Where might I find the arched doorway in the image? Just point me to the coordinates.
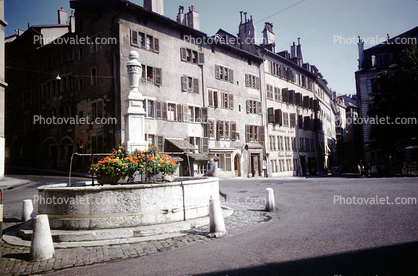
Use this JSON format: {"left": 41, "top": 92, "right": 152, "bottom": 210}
{"left": 234, "top": 154, "right": 241, "bottom": 177}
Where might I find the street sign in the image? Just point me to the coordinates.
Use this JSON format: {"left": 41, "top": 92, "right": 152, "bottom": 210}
{"left": 78, "top": 139, "right": 84, "bottom": 146}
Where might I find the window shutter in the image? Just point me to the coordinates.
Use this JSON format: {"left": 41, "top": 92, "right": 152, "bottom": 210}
{"left": 201, "top": 107, "right": 208, "bottom": 123}
{"left": 245, "top": 74, "right": 250, "bottom": 87}
{"left": 215, "top": 65, "right": 220, "bottom": 80}
{"left": 268, "top": 107, "right": 274, "bottom": 123}
{"left": 196, "top": 107, "right": 201, "bottom": 122}
{"left": 229, "top": 94, "right": 234, "bottom": 110}
{"left": 181, "top": 48, "right": 187, "bottom": 61}
{"left": 304, "top": 116, "right": 311, "bottom": 130}
{"left": 131, "top": 30, "right": 138, "bottom": 46}
{"left": 314, "top": 99, "right": 320, "bottom": 111}
{"left": 245, "top": 125, "right": 250, "bottom": 142}
{"left": 290, "top": 113, "right": 296, "bottom": 127}
{"left": 282, "top": 88, "right": 289, "bottom": 102}
{"left": 229, "top": 69, "right": 234, "bottom": 83}
{"left": 156, "top": 102, "right": 162, "bottom": 119}
{"left": 295, "top": 93, "right": 301, "bottom": 106}
{"left": 193, "top": 78, "right": 199, "bottom": 93}
{"left": 213, "top": 91, "right": 218, "bottom": 108}
{"left": 289, "top": 90, "right": 295, "bottom": 104}
{"left": 309, "top": 98, "right": 313, "bottom": 110}
{"left": 157, "top": 135, "right": 164, "bottom": 151}
{"left": 154, "top": 38, "right": 159, "bottom": 53}
{"left": 154, "top": 68, "right": 162, "bottom": 86}
{"left": 182, "top": 105, "right": 188, "bottom": 122}
{"left": 181, "top": 75, "right": 188, "bottom": 92}
{"left": 177, "top": 104, "right": 182, "bottom": 122}
{"left": 231, "top": 122, "right": 236, "bottom": 141}
{"left": 162, "top": 102, "right": 167, "bottom": 120}
{"left": 198, "top": 52, "right": 205, "bottom": 65}
{"left": 275, "top": 109, "right": 282, "bottom": 126}
{"left": 298, "top": 115, "right": 303, "bottom": 128}
{"left": 208, "top": 90, "right": 213, "bottom": 107}
{"left": 256, "top": 77, "right": 260, "bottom": 90}
{"left": 257, "top": 101, "right": 262, "bottom": 115}
{"left": 303, "top": 96, "right": 309, "bottom": 108}
{"left": 202, "top": 137, "right": 208, "bottom": 153}
{"left": 246, "top": 100, "right": 250, "bottom": 114}
{"left": 216, "top": 121, "right": 221, "bottom": 140}
{"left": 258, "top": 126, "right": 265, "bottom": 143}
{"left": 203, "top": 123, "right": 209, "bottom": 137}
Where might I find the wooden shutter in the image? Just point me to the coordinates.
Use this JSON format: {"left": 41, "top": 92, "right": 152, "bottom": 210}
{"left": 203, "top": 123, "right": 209, "bottom": 137}
{"left": 256, "top": 77, "right": 260, "bottom": 90}
{"left": 154, "top": 38, "right": 159, "bottom": 53}
{"left": 213, "top": 91, "right": 218, "bottom": 108}
{"left": 275, "top": 109, "right": 282, "bottom": 126}
{"left": 229, "top": 94, "right": 234, "bottom": 110}
{"left": 131, "top": 30, "right": 138, "bottom": 46}
{"left": 229, "top": 69, "right": 234, "bottom": 83}
{"left": 156, "top": 102, "right": 162, "bottom": 119}
{"left": 258, "top": 126, "right": 265, "bottom": 143}
{"left": 231, "top": 122, "right": 236, "bottom": 141}
{"left": 177, "top": 104, "right": 182, "bottom": 122}
{"left": 193, "top": 78, "right": 199, "bottom": 93}
{"left": 246, "top": 100, "right": 250, "bottom": 114}
{"left": 157, "top": 136, "right": 164, "bottom": 151}
{"left": 289, "top": 90, "right": 295, "bottom": 104}
{"left": 182, "top": 105, "right": 188, "bottom": 122}
{"left": 257, "top": 101, "right": 262, "bottom": 115}
{"left": 181, "top": 48, "right": 187, "bottom": 61}
{"left": 215, "top": 65, "right": 220, "bottom": 80}
{"left": 290, "top": 113, "right": 296, "bottom": 127}
{"left": 314, "top": 99, "right": 320, "bottom": 111}
{"left": 181, "top": 75, "right": 188, "bottom": 92}
{"left": 309, "top": 98, "right": 313, "bottom": 110}
{"left": 303, "top": 96, "right": 309, "bottom": 108}
{"left": 198, "top": 52, "right": 204, "bottom": 65}
{"left": 201, "top": 107, "right": 208, "bottom": 123}
{"left": 304, "top": 116, "right": 310, "bottom": 129}
{"left": 295, "top": 93, "right": 301, "bottom": 106}
{"left": 268, "top": 107, "right": 274, "bottom": 123}
{"left": 195, "top": 107, "right": 201, "bottom": 122}
{"left": 154, "top": 68, "right": 162, "bottom": 86}
{"left": 282, "top": 88, "right": 289, "bottom": 103}
{"left": 162, "top": 102, "right": 167, "bottom": 120}
{"left": 245, "top": 125, "right": 251, "bottom": 142}
{"left": 208, "top": 90, "right": 213, "bottom": 107}
{"left": 245, "top": 74, "right": 250, "bottom": 87}
{"left": 216, "top": 121, "right": 221, "bottom": 140}
{"left": 298, "top": 115, "right": 303, "bottom": 128}
{"left": 202, "top": 137, "right": 209, "bottom": 152}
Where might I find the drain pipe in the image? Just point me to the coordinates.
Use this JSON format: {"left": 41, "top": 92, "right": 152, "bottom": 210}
{"left": 181, "top": 181, "right": 186, "bottom": 221}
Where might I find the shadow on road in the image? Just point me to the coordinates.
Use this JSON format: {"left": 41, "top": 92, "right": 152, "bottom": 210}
{"left": 195, "top": 241, "right": 418, "bottom": 276}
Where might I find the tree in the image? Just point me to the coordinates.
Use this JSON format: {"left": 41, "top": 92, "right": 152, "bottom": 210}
{"left": 368, "top": 45, "right": 418, "bottom": 151}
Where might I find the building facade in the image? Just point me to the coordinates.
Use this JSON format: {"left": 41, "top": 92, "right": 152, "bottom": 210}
{"left": 5, "top": 0, "right": 337, "bottom": 177}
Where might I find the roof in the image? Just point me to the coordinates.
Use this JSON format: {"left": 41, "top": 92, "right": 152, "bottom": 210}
{"left": 165, "top": 138, "right": 196, "bottom": 151}
{"left": 187, "top": 153, "right": 212, "bottom": 161}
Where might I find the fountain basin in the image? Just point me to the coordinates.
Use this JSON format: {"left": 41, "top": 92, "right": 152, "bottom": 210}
{"left": 37, "top": 177, "right": 220, "bottom": 230}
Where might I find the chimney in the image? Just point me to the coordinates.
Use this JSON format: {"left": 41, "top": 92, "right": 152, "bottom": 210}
{"left": 70, "top": 10, "right": 76, "bottom": 33}
{"left": 357, "top": 36, "right": 364, "bottom": 69}
{"left": 262, "top": 22, "right": 275, "bottom": 50}
{"left": 371, "top": 55, "right": 376, "bottom": 67}
{"left": 58, "top": 7, "right": 67, "bottom": 24}
{"left": 296, "top": 37, "right": 303, "bottom": 64}
{"left": 238, "top": 12, "right": 256, "bottom": 52}
{"left": 144, "top": 0, "right": 164, "bottom": 15}
{"left": 186, "top": 5, "right": 199, "bottom": 30}
{"left": 290, "top": 41, "right": 297, "bottom": 59}
{"left": 177, "top": 6, "right": 186, "bottom": 25}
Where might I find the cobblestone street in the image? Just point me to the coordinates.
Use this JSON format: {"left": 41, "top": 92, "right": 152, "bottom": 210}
{"left": 0, "top": 201, "right": 270, "bottom": 275}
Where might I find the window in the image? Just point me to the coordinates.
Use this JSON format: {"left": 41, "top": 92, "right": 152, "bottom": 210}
{"left": 208, "top": 90, "right": 218, "bottom": 108}
{"left": 146, "top": 100, "right": 154, "bottom": 118}
{"left": 289, "top": 113, "right": 296, "bottom": 127}
{"left": 300, "top": 138, "right": 304, "bottom": 151}
{"left": 209, "top": 120, "right": 215, "bottom": 139}
{"left": 216, "top": 121, "right": 232, "bottom": 140}
{"left": 90, "top": 67, "right": 97, "bottom": 86}
{"left": 266, "top": 84, "right": 273, "bottom": 99}
{"left": 188, "top": 106, "right": 194, "bottom": 122}
{"left": 245, "top": 125, "right": 265, "bottom": 143}
{"left": 220, "top": 92, "right": 234, "bottom": 110}
{"left": 182, "top": 75, "right": 199, "bottom": 93}
{"left": 215, "top": 65, "right": 233, "bottom": 82}
{"left": 274, "top": 87, "right": 280, "bottom": 101}
{"left": 271, "top": 160, "right": 277, "bottom": 173}
{"left": 215, "top": 153, "right": 232, "bottom": 172}
{"left": 245, "top": 74, "right": 260, "bottom": 89}
{"left": 246, "top": 100, "right": 262, "bottom": 114}
{"left": 90, "top": 34, "right": 102, "bottom": 53}
{"left": 283, "top": 112, "right": 289, "bottom": 127}
{"left": 181, "top": 47, "right": 204, "bottom": 65}
{"left": 131, "top": 30, "right": 159, "bottom": 53}
{"left": 167, "top": 103, "right": 176, "bottom": 121}
{"left": 141, "top": 65, "right": 162, "bottom": 86}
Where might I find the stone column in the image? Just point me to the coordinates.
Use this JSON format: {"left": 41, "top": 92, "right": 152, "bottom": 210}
{"left": 123, "top": 51, "right": 147, "bottom": 153}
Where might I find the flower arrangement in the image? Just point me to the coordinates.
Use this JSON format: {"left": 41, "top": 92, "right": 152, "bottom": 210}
{"left": 90, "top": 145, "right": 178, "bottom": 184}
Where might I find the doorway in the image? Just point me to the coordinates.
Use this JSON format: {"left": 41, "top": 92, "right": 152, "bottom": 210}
{"left": 251, "top": 154, "right": 260, "bottom": 177}
{"left": 234, "top": 154, "right": 241, "bottom": 177}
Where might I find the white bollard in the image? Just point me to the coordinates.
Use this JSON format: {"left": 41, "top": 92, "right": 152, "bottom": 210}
{"left": 208, "top": 198, "right": 227, "bottom": 238}
{"left": 30, "top": 214, "right": 55, "bottom": 261}
{"left": 265, "top": 188, "right": 276, "bottom": 212}
{"left": 22, "top": 199, "right": 35, "bottom": 222}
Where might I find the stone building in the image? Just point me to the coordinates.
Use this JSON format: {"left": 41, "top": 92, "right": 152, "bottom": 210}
{"left": 5, "top": 0, "right": 336, "bottom": 177}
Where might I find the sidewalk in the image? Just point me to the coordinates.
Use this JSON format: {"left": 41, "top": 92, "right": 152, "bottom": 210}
{"left": 0, "top": 177, "right": 30, "bottom": 191}
{"left": 0, "top": 200, "right": 272, "bottom": 275}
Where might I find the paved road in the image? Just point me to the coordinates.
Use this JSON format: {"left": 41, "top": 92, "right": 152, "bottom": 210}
{"left": 2, "top": 176, "right": 418, "bottom": 275}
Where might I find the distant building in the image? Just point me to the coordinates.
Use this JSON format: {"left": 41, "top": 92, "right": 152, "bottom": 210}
{"left": 5, "top": 0, "right": 336, "bottom": 177}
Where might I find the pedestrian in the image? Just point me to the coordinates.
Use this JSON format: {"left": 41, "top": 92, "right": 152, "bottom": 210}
{"left": 357, "top": 164, "right": 361, "bottom": 175}
{"left": 361, "top": 165, "right": 365, "bottom": 178}
{"left": 204, "top": 155, "right": 227, "bottom": 201}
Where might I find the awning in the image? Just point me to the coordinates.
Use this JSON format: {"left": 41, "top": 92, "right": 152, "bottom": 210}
{"left": 165, "top": 138, "right": 196, "bottom": 152}
{"left": 187, "top": 153, "right": 218, "bottom": 161}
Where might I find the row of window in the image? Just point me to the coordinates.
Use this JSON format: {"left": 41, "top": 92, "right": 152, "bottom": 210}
{"left": 267, "top": 108, "right": 296, "bottom": 127}
{"left": 142, "top": 99, "right": 208, "bottom": 123}
{"left": 43, "top": 48, "right": 74, "bottom": 71}
{"left": 181, "top": 47, "right": 204, "bottom": 65}
{"left": 269, "top": 136, "right": 295, "bottom": 151}
{"left": 266, "top": 87, "right": 319, "bottom": 111}
{"left": 130, "top": 30, "right": 159, "bottom": 53}
{"left": 268, "top": 60, "right": 313, "bottom": 90}
{"left": 271, "top": 159, "right": 296, "bottom": 173}
{"left": 208, "top": 90, "right": 234, "bottom": 109}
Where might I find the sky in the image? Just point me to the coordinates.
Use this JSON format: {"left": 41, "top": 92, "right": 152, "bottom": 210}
{"left": 4, "top": 0, "right": 418, "bottom": 96}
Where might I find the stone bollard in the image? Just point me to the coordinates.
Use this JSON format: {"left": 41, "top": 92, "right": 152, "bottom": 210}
{"left": 208, "top": 198, "right": 227, "bottom": 238}
{"left": 265, "top": 188, "right": 276, "bottom": 212}
{"left": 22, "top": 199, "right": 35, "bottom": 222}
{"left": 30, "top": 214, "right": 55, "bottom": 261}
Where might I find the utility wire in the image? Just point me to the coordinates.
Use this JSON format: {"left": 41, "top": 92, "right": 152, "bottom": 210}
{"left": 256, "top": 0, "right": 307, "bottom": 24}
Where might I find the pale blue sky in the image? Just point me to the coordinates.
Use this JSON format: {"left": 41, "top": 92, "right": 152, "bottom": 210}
{"left": 5, "top": 0, "right": 418, "bottom": 96}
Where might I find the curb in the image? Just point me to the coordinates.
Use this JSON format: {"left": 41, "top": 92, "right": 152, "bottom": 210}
{"left": 0, "top": 176, "right": 30, "bottom": 190}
